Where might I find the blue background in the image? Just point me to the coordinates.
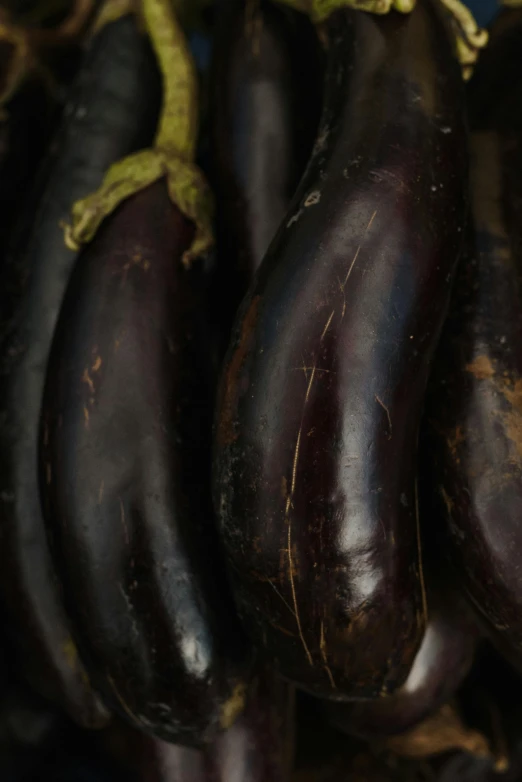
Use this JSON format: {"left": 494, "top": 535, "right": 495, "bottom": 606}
{"left": 469, "top": 0, "right": 498, "bottom": 26}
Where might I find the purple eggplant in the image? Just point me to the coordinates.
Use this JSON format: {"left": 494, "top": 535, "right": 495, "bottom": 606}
{"left": 0, "top": 11, "right": 160, "bottom": 727}
{"left": 323, "top": 588, "right": 477, "bottom": 739}
{"left": 40, "top": 177, "right": 250, "bottom": 745}
{"left": 213, "top": 0, "right": 467, "bottom": 699}
{"left": 425, "top": 8, "right": 522, "bottom": 664}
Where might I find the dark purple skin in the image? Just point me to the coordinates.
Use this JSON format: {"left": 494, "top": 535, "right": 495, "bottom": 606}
{"left": 0, "top": 76, "right": 55, "bottom": 253}
{"left": 210, "top": 0, "right": 322, "bottom": 317}
{"left": 124, "top": 665, "right": 294, "bottom": 782}
{"left": 213, "top": 0, "right": 467, "bottom": 699}
{"left": 425, "top": 10, "right": 522, "bottom": 664}
{"left": 40, "top": 179, "right": 251, "bottom": 746}
{"left": 323, "top": 589, "right": 477, "bottom": 739}
{"left": 0, "top": 15, "right": 160, "bottom": 728}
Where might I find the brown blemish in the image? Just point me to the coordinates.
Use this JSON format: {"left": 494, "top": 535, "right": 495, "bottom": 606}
{"left": 220, "top": 682, "right": 246, "bottom": 730}
{"left": 447, "top": 425, "right": 465, "bottom": 460}
{"left": 466, "top": 354, "right": 495, "bottom": 380}
{"left": 217, "top": 295, "right": 260, "bottom": 447}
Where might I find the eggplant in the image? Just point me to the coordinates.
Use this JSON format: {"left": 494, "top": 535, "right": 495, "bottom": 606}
{"left": 0, "top": 12, "right": 161, "bottom": 727}
{"left": 40, "top": 175, "right": 250, "bottom": 745}
{"left": 210, "top": 0, "right": 322, "bottom": 324}
{"left": 108, "top": 664, "right": 294, "bottom": 782}
{"left": 323, "top": 588, "right": 477, "bottom": 739}
{"left": 425, "top": 10, "right": 522, "bottom": 663}
{"left": 213, "top": 0, "right": 467, "bottom": 699}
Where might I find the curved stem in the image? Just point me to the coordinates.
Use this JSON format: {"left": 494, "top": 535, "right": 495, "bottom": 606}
{"left": 64, "top": 0, "right": 213, "bottom": 265}
{"left": 142, "top": 0, "right": 198, "bottom": 162}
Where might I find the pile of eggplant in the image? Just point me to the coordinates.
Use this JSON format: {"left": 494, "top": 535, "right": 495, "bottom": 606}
{"left": 3, "top": 0, "right": 522, "bottom": 779}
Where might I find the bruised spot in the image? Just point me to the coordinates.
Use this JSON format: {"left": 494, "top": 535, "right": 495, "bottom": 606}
{"left": 220, "top": 682, "right": 246, "bottom": 730}
{"left": 466, "top": 355, "right": 495, "bottom": 380}
{"left": 217, "top": 296, "right": 260, "bottom": 447}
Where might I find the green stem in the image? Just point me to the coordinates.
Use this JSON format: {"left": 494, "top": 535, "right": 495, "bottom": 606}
{"left": 143, "top": 0, "right": 198, "bottom": 161}
{"left": 64, "top": 0, "right": 214, "bottom": 266}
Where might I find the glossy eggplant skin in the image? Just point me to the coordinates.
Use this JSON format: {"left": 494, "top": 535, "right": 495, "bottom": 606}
{"left": 425, "top": 12, "right": 522, "bottom": 662}
{"left": 0, "top": 15, "right": 160, "bottom": 727}
{"left": 213, "top": 0, "right": 467, "bottom": 699}
{"left": 323, "top": 588, "right": 477, "bottom": 739}
{"left": 210, "top": 0, "right": 322, "bottom": 313}
{"left": 40, "top": 179, "right": 250, "bottom": 746}
{"left": 119, "top": 664, "right": 294, "bottom": 782}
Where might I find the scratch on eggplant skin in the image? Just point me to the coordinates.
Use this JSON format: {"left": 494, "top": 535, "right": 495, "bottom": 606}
{"left": 82, "top": 368, "right": 95, "bottom": 394}
{"left": 107, "top": 674, "right": 140, "bottom": 725}
{"left": 286, "top": 522, "right": 313, "bottom": 666}
{"left": 440, "top": 485, "right": 454, "bottom": 516}
{"left": 218, "top": 296, "right": 260, "bottom": 447}
{"left": 414, "top": 477, "right": 428, "bottom": 627}
{"left": 83, "top": 406, "right": 90, "bottom": 429}
{"left": 265, "top": 574, "right": 296, "bottom": 618}
{"left": 282, "top": 211, "right": 379, "bottom": 673}
{"left": 321, "top": 310, "right": 335, "bottom": 341}
{"left": 339, "top": 210, "right": 377, "bottom": 319}
{"left": 375, "top": 394, "right": 392, "bottom": 439}
{"left": 45, "top": 463, "right": 52, "bottom": 486}
{"left": 119, "top": 498, "right": 130, "bottom": 546}
{"left": 92, "top": 356, "right": 102, "bottom": 372}
{"left": 320, "top": 619, "right": 336, "bottom": 689}
{"left": 98, "top": 480, "right": 104, "bottom": 504}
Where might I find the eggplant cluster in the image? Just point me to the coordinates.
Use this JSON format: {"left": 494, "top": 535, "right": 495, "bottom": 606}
{"left": 1, "top": 0, "right": 522, "bottom": 780}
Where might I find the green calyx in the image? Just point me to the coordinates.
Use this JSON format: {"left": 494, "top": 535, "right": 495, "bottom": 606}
{"left": 65, "top": 0, "right": 214, "bottom": 265}
{"left": 273, "top": 0, "right": 488, "bottom": 77}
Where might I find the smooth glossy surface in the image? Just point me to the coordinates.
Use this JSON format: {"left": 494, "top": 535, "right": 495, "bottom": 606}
{"left": 426, "top": 11, "right": 522, "bottom": 662}
{"left": 0, "top": 16, "right": 160, "bottom": 727}
{"left": 41, "top": 180, "right": 250, "bottom": 746}
{"left": 214, "top": 0, "right": 467, "bottom": 698}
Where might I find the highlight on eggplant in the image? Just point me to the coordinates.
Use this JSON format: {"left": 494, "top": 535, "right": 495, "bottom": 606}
{"left": 0, "top": 4, "right": 161, "bottom": 727}
{"left": 213, "top": 0, "right": 468, "bottom": 699}
{"left": 40, "top": 0, "right": 250, "bottom": 746}
{"left": 425, "top": 8, "right": 522, "bottom": 666}
{"left": 323, "top": 588, "right": 478, "bottom": 739}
